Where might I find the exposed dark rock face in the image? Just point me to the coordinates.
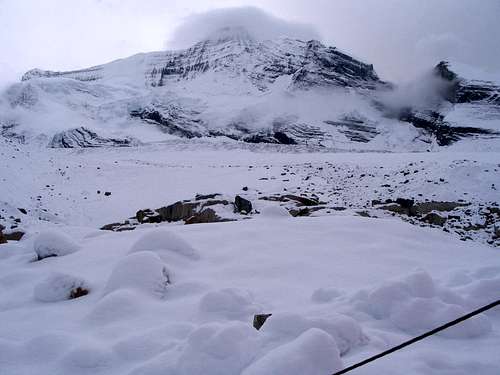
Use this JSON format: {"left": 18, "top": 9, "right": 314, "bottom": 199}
{"left": 324, "top": 114, "right": 379, "bottom": 143}
{"left": 400, "top": 110, "right": 499, "bottom": 146}
{"left": 435, "top": 61, "right": 500, "bottom": 105}
{"left": 289, "top": 40, "right": 381, "bottom": 90}
{"left": 395, "top": 61, "right": 500, "bottom": 146}
{"left": 49, "top": 127, "right": 139, "bottom": 148}
{"left": 130, "top": 106, "right": 206, "bottom": 138}
{"left": 234, "top": 195, "right": 252, "bottom": 214}
{"left": 1, "top": 123, "right": 25, "bottom": 143}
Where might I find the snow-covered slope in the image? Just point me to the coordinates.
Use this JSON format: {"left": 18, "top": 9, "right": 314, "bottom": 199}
{"left": 1, "top": 139, "right": 499, "bottom": 375}
{"left": 1, "top": 27, "right": 498, "bottom": 151}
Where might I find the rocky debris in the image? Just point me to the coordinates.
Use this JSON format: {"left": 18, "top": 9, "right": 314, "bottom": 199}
{"left": 136, "top": 209, "right": 162, "bottom": 224}
{"left": 1, "top": 122, "right": 25, "bottom": 143}
{"left": 260, "top": 194, "right": 320, "bottom": 207}
{"left": 422, "top": 213, "right": 447, "bottom": 226}
{"left": 289, "top": 207, "right": 312, "bottom": 217}
{"left": 195, "top": 193, "right": 221, "bottom": 200}
{"left": 130, "top": 106, "right": 207, "bottom": 139}
{"left": 157, "top": 201, "right": 201, "bottom": 222}
{"left": 100, "top": 222, "right": 136, "bottom": 232}
{"left": 234, "top": 195, "right": 252, "bottom": 214}
{"left": 49, "top": 127, "right": 139, "bottom": 148}
{"left": 0, "top": 224, "right": 6, "bottom": 244}
{"left": 101, "top": 194, "right": 249, "bottom": 231}
{"left": 253, "top": 313, "right": 273, "bottom": 330}
{"left": 185, "top": 208, "right": 231, "bottom": 225}
{"left": 377, "top": 199, "right": 467, "bottom": 217}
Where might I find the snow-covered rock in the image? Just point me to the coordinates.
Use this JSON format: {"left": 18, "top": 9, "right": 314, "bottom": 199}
{"left": 242, "top": 328, "right": 343, "bottom": 375}
{"left": 130, "top": 229, "right": 200, "bottom": 260}
{"left": 33, "top": 231, "right": 80, "bottom": 260}
{"left": 34, "top": 272, "right": 89, "bottom": 302}
{"left": 103, "top": 251, "right": 171, "bottom": 298}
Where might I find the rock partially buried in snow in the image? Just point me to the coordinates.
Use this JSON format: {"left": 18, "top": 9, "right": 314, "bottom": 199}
{"left": 34, "top": 273, "right": 89, "bottom": 302}
{"left": 104, "top": 251, "right": 171, "bottom": 298}
{"left": 33, "top": 231, "right": 80, "bottom": 260}
{"left": 234, "top": 195, "right": 252, "bottom": 214}
{"left": 130, "top": 229, "right": 200, "bottom": 260}
{"left": 242, "top": 328, "right": 343, "bottom": 375}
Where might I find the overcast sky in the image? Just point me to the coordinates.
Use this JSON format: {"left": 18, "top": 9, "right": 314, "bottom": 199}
{"left": 1, "top": 0, "right": 499, "bottom": 86}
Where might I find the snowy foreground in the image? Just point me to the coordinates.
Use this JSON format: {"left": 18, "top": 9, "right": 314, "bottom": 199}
{"left": 1, "top": 140, "right": 500, "bottom": 374}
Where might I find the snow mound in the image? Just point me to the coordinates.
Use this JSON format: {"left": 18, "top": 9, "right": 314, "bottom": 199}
{"left": 33, "top": 231, "right": 80, "bottom": 260}
{"left": 262, "top": 312, "right": 365, "bottom": 356}
{"left": 461, "top": 276, "right": 500, "bottom": 310}
{"left": 176, "top": 322, "right": 258, "bottom": 375}
{"left": 311, "top": 287, "right": 342, "bottom": 303}
{"left": 355, "top": 270, "right": 493, "bottom": 338}
{"left": 391, "top": 298, "right": 491, "bottom": 338}
{"left": 130, "top": 229, "right": 200, "bottom": 260}
{"left": 61, "top": 343, "right": 113, "bottom": 371}
{"left": 34, "top": 272, "right": 89, "bottom": 302}
{"left": 242, "top": 328, "right": 343, "bottom": 375}
{"left": 87, "top": 289, "right": 143, "bottom": 324}
{"left": 199, "top": 288, "right": 259, "bottom": 320}
{"left": 104, "top": 251, "right": 171, "bottom": 298}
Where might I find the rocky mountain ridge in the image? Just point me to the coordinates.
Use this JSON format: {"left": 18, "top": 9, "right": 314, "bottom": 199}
{"left": 1, "top": 28, "right": 499, "bottom": 150}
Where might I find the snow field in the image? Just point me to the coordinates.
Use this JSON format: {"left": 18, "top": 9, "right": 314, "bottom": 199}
{"left": 1, "top": 215, "right": 499, "bottom": 374}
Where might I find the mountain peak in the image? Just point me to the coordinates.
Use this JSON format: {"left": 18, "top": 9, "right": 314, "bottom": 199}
{"left": 203, "top": 26, "right": 254, "bottom": 45}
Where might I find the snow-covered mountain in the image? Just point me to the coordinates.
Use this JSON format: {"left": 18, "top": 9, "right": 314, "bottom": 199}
{"left": 1, "top": 27, "right": 499, "bottom": 150}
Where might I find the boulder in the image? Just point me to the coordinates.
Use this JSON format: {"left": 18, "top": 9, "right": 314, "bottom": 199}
{"left": 0, "top": 225, "right": 6, "bottom": 244}
{"left": 185, "top": 208, "right": 227, "bottom": 225}
{"left": 136, "top": 209, "right": 162, "bottom": 224}
{"left": 234, "top": 195, "right": 252, "bottom": 214}
{"left": 253, "top": 313, "right": 273, "bottom": 330}
{"left": 4, "top": 231, "right": 25, "bottom": 241}
{"left": 157, "top": 201, "right": 200, "bottom": 222}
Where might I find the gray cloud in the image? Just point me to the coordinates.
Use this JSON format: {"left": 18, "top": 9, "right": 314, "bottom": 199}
{"left": 166, "top": 6, "right": 320, "bottom": 49}
{"left": 1, "top": 0, "right": 499, "bottom": 86}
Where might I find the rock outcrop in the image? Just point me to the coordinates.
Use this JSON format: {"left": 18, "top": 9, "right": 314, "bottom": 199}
{"left": 49, "top": 127, "right": 139, "bottom": 148}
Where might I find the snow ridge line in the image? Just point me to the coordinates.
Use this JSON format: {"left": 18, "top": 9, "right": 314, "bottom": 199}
{"left": 331, "top": 299, "right": 500, "bottom": 375}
